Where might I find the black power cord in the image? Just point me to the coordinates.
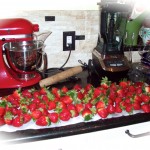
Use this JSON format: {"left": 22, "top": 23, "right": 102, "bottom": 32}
{"left": 44, "top": 44, "right": 72, "bottom": 77}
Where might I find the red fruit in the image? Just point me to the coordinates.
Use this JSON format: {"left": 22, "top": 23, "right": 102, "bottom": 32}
{"left": 128, "top": 85, "right": 136, "bottom": 92}
{"left": 67, "top": 104, "right": 79, "bottom": 117}
{"left": 12, "top": 116, "right": 24, "bottom": 127}
{"left": 59, "top": 109, "right": 71, "bottom": 121}
{"left": 4, "top": 111, "right": 13, "bottom": 125}
{"left": 85, "top": 102, "right": 93, "bottom": 109}
{"left": 33, "top": 91, "right": 41, "bottom": 98}
{"left": 100, "top": 77, "right": 111, "bottom": 89}
{"left": 51, "top": 87, "right": 60, "bottom": 98}
{"left": 32, "top": 97, "right": 41, "bottom": 104}
{"left": 0, "top": 117, "right": 5, "bottom": 126}
{"left": 114, "top": 97, "right": 122, "bottom": 104}
{"left": 77, "top": 92, "right": 84, "bottom": 100}
{"left": 73, "top": 84, "right": 82, "bottom": 91}
{"left": 22, "top": 113, "right": 32, "bottom": 124}
{"left": 93, "top": 88, "right": 103, "bottom": 98}
{"left": 0, "top": 106, "right": 5, "bottom": 117}
{"left": 12, "top": 89, "right": 21, "bottom": 100}
{"left": 70, "top": 109, "right": 79, "bottom": 118}
{"left": 115, "top": 104, "right": 122, "bottom": 113}
{"left": 117, "top": 88, "right": 125, "bottom": 98}
{"left": 141, "top": 94, "right": 150, "bottom": 103}
{"left": 82, "top": 108, "right": 93, "bottom": 121}
{"left": 97, "top": 108, "right": 109, "bottom": 118}
{"left": 28, "top": 102, "right": 37, "bottom": 112}
{"left": 107, "top": 104, "right": 115, "bottom": 114}
{"left": 96, "top": 101, "right": 105, "bottom": 109}
{"left": 84, "top": 84, "right": 93, "bottom": 91}
{"left": 119, "top": 80, "right": 128, "bottom": 88}
{"left": 48, "top": 112, "right": 59, "bottom": 123}
{"left": 42, "top": 95, "right": 49, "bottom": 104}
{"left": 31, "top": 109, "right": 42, "bottom": 120}
{"left": 60, "top": 95, "right": 73, "bottom": 104}
{"left": 48, "top": 101, "right": 56, "bottom": 110}
{"left": 125, "top": 104, "right": 133, "bottom": 113}
{"left": 56, "top": 101, "right": 67, "bottom": 112}
{"left": 39, "top": 87, "right": 47, "bottom": 95}
{"left": 132, "top": 102, "right": 141, "bottom": 110}
{"left": 75, "top": 103, "right": 84, "bottom": 113}
{"left": 36, "top": 116, "right": 51, "bottom": 126}
{"left": 61, "top": 86, "right": 68, "bottom": 93}
{"left": 141, "top": 104, "right": 150, "bottom": 113}
{"left": 22, "top": 89, "right": 32, "bottom": 98}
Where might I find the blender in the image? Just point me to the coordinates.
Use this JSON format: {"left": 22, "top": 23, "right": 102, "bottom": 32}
{"left": 0, "top": 18, "right": 50, "bottom": 89}
{"left": 92, "top": 0, "right": 132, "bottom": 81}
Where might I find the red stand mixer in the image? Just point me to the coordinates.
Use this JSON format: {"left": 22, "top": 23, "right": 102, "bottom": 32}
{"left": 0, "top": 18, "right": 47, "bottom": 89}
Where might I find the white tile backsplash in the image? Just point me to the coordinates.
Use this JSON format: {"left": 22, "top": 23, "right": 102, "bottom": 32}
{"left": 0, "top": 9, "right": 140, "bottom": 69}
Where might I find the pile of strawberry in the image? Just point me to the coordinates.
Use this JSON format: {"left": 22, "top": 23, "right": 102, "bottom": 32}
{"left": 0, "top": 77, "right": 150, "bottom": 127}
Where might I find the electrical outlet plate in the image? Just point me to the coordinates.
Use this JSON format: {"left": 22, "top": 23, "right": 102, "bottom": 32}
{"left": 63, "top": 31, "right": 75, "bottom": 51}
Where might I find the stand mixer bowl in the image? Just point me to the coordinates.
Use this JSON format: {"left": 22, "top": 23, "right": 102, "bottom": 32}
{"left": 4, "top": 40, "right": 45, "bottom": 79}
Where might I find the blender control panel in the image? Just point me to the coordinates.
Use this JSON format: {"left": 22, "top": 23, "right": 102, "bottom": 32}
{"left": 104, "top": 59, "right": 125, "bottom": 67}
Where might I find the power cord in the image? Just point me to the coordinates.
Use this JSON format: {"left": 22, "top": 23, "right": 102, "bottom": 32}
{"left": 44, "top": 44, "right": 72, "bottom": 77}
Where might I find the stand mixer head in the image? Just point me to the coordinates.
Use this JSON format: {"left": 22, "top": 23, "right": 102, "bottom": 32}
{"left": 0, "top": 18, "right": 48, "bottom": 89}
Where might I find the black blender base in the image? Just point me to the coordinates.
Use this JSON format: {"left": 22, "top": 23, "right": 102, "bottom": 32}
{"left": 92, "top": 59, "right": 129, "bottom": 83}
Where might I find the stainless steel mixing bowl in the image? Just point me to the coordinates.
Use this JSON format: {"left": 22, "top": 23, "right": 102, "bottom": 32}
{"left": 4, "top": 40, "right": 44, "bottom": 72}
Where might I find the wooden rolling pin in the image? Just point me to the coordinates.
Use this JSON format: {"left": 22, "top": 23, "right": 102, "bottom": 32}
{"left": 39, "top": 66, "right": 84, "bottom": 87}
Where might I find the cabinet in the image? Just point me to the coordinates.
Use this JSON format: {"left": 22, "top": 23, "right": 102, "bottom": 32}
{"left": 3, "top": 121, "right": 150, "bottom": 150}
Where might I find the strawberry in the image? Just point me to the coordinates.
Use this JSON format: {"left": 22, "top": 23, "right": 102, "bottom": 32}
{"left": 60, "top": 95, "right": 73, "bottom": 104}
{"left": 48, "top": 112, "right": 59, "bottom": 123}
{"left": 107, "top": 104, "right": 115, "bottom": 114}
{"left": 93, "top": 87, "right": 103, "bottom": 98}
{"left": 0, "top": 101, "right": 6, "bottom": 117}
{"left": 36, "top": 115, "right": 51, "bottom": 126}
{"left": 128, "top": 85, "right": 136, "bottom": 93}
{"left": 75, "top": 103, "right": 84, "bottom": 113}
{"left": 115, "top": 104, "right": 122, "bottom": 113}
{"left": 84, "top": 84, "right": 93, "bottom": 92}
{"left": 48, "top": 101, "right": 56, "bottom": 110}
{"left": 22, "top": 89, "right": 32, "bottom": 98}
{"left": 12, "top": 89, "right": 21, "bottom": 100}
{"left": 73, "top": 84, "right": 82, "bottom": 91}
{"left": 4, "top": 111, "right": 13, "bottom": 125}
{"left": 117, "top": 88, "right": 125, "bottom": 98}
{"left": 141, "top": 94, "right": 150, "bottom": 103}
{"left": 56, "top": 101, "right": 67, "bottom": 112}
{"left": 119, "top": 79, "right": 128, "bottom": 88}
{"left": 51, "top": 87, "right": 60, "bottom": 98}
{"left": 132, "top": 102, "right": 141, "bottom": 110}
{"left": 67, "top": 104, "right": 79, "bottom": 118}
{"left": 59, "top": 109, "right": 71, "bottom": 121}
{"left": 39, "top": 87, "right": 47, "bottom": 95}
{"left": 96, "top": 101, "right": 106, "bottom": 109}
{"left": 22, "top": 113, "right": 32, "bottom": 124}
{"left": 32, "top": 97, "right": 41, "bottom": 104}
{"left": 28, "top": 102, "right": 37, "bottom": 112}
{"left": 125, "top": 103, "right": 133, "bottom": 113}
{"left": 141, "top": 104, "right": 150, "bottom": 113}
{"left": 97, "top": 108, "right": 109, "bottom": 118}
{"left": 61, "top": 86, "right": 68, "bottom": 94}
{"left": 77, "top": 92, "right": 84, "bottom": 100}
{"left": 0, "top": 117, "right": 5, "bottom": 126}
{"left": 85, "top": 102, "right": 93, "bottom": 109}
{"left": 100, "top": 77, "right": 111, "bottom": 89}
{"left": 82, "top": 108, "right": 93, "bottom": 121}
{"left": 33, "top": 90, "right": 41, "bottom": 98}
{"left": 31, "top": 109, "right": 42, "bottom": 120}
{"left": 12, "top": 116, "right": 24, "bottom": 127}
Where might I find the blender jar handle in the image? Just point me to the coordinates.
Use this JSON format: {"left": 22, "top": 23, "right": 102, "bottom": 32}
{"left": 36, "top": 50, "right": 48, "bottom": 77}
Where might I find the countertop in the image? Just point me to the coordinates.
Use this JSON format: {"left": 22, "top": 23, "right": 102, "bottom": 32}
{"left": 1, "top": 68, "right": 150, "bottom": 144}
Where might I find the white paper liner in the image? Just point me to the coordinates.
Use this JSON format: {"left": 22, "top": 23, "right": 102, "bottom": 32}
{"left": 0, "top": 110, "right": 144, "bottom": 132}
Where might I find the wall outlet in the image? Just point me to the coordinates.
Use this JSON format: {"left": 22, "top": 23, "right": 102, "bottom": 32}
{"left": 63, "top": 31, "right": 75, "bottom": 51}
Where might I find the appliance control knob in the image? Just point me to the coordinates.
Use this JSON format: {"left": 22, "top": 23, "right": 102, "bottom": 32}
{"left": 2, "top": 38, "right": 5, "bottom": 41}
{"left": 33, "top": 24, "right": 39, "bottom": 32}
